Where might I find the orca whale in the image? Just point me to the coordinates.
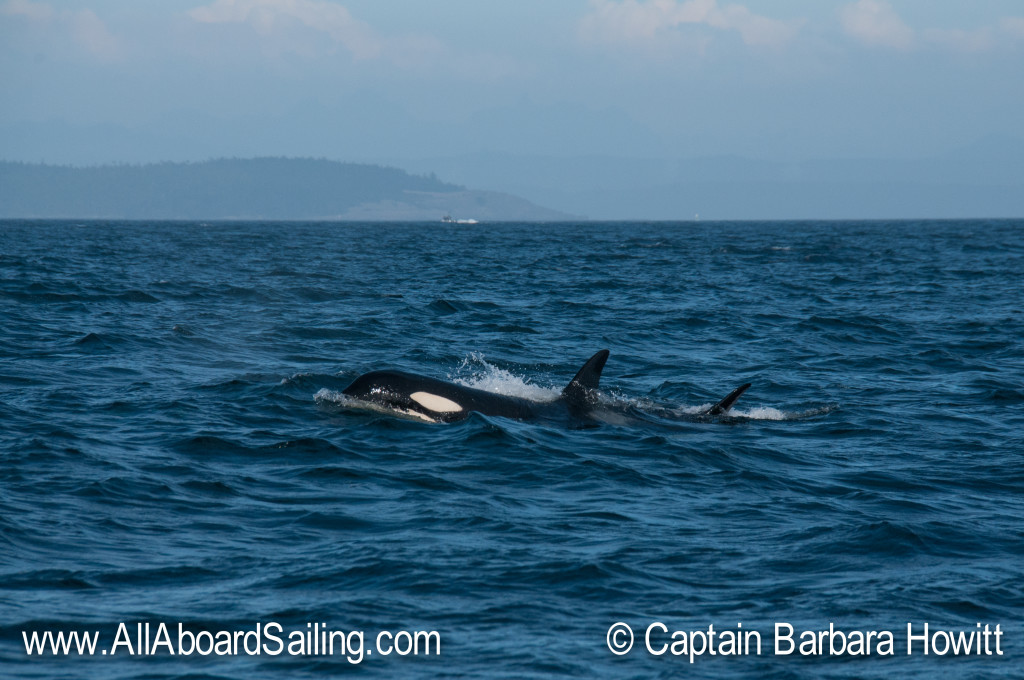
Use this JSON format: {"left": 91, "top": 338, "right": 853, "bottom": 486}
{"left": 341, "top": 350, "right": 751, "bottom": 424}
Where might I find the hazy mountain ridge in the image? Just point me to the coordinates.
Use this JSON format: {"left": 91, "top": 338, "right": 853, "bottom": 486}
{"left": 399, "top": 137, "right": 1024, "bottom": 219}
{"left": 0, "top": 157, "right": 570, "bottom": 221}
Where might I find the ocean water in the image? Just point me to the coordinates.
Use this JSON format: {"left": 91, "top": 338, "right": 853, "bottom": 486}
{"left": 1, "top": 219, "right": 1021, "bottom": 678}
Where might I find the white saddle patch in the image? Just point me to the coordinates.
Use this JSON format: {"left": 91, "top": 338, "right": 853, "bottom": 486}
{"left": 410, "top": 391, "right": 463, "bottom": 413}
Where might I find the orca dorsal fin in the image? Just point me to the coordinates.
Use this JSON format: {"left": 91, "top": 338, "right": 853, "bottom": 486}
{"left": 704, "top": 383, "right": 752, "bottom": 416}
{"left": 562, "top": 350, "right": 610, "bottom": 404}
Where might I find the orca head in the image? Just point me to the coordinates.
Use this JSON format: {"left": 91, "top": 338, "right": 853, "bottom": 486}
{"left": 342, "top": 370, "right": 466, "bottom": 422}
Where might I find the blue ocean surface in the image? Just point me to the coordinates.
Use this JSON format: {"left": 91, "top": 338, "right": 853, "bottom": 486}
{"left": 1, "top": 219, "right": 1021, "bottom": 678}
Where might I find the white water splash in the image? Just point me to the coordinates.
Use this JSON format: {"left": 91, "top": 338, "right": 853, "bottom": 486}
{"left": 731, "top": 406, "right": 789, "bottom": 420}
{"left": 675, "top": 403, "right": 714, "bottom": 416}
{"left": 314, "top": 387, "right": 347, "bottom": 404}
{"left": 451, "top": 353, "right": 560, "bottom": 402}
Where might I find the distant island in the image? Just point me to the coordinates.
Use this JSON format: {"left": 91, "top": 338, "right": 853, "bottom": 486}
{"left": 0, "top": 157, "right": 572, "bottom": 221}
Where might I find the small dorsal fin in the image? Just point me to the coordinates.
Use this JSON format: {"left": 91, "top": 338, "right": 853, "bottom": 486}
{"left": 704, "top": 383, "right": 751, "bottom": 416}
{"left": 562, "top": 350, "right": 609, "bottom": 404}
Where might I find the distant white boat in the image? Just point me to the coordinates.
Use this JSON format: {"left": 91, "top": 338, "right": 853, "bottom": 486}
{"left": 441, "top": 214, "right": 478, "bottom": 224}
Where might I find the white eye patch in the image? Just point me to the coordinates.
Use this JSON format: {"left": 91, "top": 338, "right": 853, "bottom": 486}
{"left": 410, "top": 391, "right": 463, "bottom": 413}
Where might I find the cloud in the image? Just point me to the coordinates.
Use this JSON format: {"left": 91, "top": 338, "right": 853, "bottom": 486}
{"left": 579, "top": 0, "right": 802, "bottom": 50}
{"left": 710, "top": 4, "right": 802, "bottom": 47}
{"left": 840, "top": 2, "right": 1024, "bottom": 53}
{"left": 1, "top": 0, "right": 119, "bottom": 59}
{"left": 185, "top": 0, "right": 521, "bottom": 79}
{"left": 923, "top": 27, "right": 993, "bottom": 54}
{"left": 188, "top": 0, "right": 381, "bottom": 59}
{"left": 1, "top": 0, "right": 53, "bottom": 21}
{"left": 1001, "top": 17, "right": 1024, "bottom": 40}
{"left": 839, "top": 0, "right": 913, "bottom": 49}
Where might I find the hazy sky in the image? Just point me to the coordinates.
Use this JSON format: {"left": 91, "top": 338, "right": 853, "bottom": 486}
{"left": 2, "top": 0, "right": 1024, "bottom": 164}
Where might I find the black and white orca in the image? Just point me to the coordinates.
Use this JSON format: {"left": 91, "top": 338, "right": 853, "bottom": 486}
{"left": 341, "top": 350, "right": 750, "bottom": 424}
